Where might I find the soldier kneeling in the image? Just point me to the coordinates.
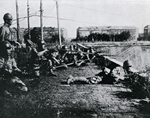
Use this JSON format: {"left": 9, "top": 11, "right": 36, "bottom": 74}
{"left": 0, "top": 41, "right": 28, "bottom": 97}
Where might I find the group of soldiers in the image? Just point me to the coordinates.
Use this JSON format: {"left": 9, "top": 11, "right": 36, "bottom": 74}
{"left": 0, "top": 13, "right": 28, "bottom": 97}
{"left": 0, "top": 13, "right": 97, "bottom": 97}
{"left": 0, "top": 13, "right": 148, "bottom": 98}
{"left": 23, "top": 40, "right": 95, "bottom": 77}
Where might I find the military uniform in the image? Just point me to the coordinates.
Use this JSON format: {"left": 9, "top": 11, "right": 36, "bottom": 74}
{"left": 67, "top": 67, "right": 116, "bottom": 85}
{"left": 67, "top": 75, "right": 102, "bottom": 84}
{"left": 28, "top": 41, "right": 56, "bottom": 77}
{"left": 0, "top": 13, "right": 21, "bottom": 63}
{"left": 29, "top": 47, "right": 41, "bottom": 77}
{"left": 0, "top": 54, "right": 27, "bottom": 96}
{"left": 0, "top": 24, "right": 20, "bottom": 61}
{"left": 0, "top": 23, "right": 14, "bottom": 43}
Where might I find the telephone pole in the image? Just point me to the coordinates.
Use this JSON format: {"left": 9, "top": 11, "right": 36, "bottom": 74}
{"left": 40, "top": 0, "right": 43, "bottom": 41}
{"left": 16, "top": 0, "right": 20, "bottom": 42}
{"left": 27, "top": 0, "right": 30, "bottom": 39}
{"left": 56, "top": 0, "right": 61, "bottom": 45}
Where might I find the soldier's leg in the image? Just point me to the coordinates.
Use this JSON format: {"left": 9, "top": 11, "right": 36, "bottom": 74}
{"left": 46, "top": 60, "right": 57, "bottom": 76}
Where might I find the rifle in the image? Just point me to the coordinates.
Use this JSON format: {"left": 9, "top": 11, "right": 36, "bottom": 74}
{"left": 54, "top": 63, "right": 72, "bottom": 69}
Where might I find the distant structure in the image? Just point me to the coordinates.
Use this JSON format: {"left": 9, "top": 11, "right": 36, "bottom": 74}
{"left": 11, "top": 27, "right": 67, "bottom": 44}
{"left": 23, "top": 27, "right": 68, "bottom": 43}
{"left": 138, "top": 33, "right": 144, "bottom": 41}
{"left": 144, "top": 25, "right": 150, "bottom": 41}
{"left": 39, "top": 27, "right": 67, "bottom": 43}
{"left": 76, "top": 26, "right": 138, "bottom": 41}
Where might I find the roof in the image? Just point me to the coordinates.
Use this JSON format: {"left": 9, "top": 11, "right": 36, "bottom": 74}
{"left": 77, "top": 26, "right": 138, "bottom": 31}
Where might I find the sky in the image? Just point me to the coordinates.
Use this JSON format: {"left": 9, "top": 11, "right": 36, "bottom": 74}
{"left": 0, "top": 0, "right": 150, "bottom": 38}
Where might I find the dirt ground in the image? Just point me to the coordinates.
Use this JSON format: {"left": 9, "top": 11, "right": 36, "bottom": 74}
{"left": 0, "top": 62, "right": 150, "bottom": 118}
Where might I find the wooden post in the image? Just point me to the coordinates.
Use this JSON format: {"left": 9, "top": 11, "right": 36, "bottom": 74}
{"left": 40, "top": 0, "right": 43, "bottom": 41}
{"left": 56, "top": 0, "right": 61, "bottom": 46}
{"left": 27, "top": 0, "right": 30, "bottom": 39}
{"left": 16, "top": 0, "right": 20, "bottom": 42}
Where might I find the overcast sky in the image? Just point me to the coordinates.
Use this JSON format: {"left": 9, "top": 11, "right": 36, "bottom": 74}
{"left": 0, "top": 0, "right": 150, "bottom": 38}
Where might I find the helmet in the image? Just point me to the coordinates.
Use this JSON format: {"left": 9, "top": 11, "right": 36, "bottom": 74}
{"left": 123, "top": 60, "right": 132, "bottom": 69}
{"left": 3, "top": 13, "right": 13, "bottom": 21}
{"left": 0, "top": 41, "right": 12, "bottom": 57}
{"left": 1, "top": 41, "right": 11, "bottom": 50}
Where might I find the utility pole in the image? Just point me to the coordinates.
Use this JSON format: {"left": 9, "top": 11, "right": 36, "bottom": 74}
{"left": 56, "top": 0, "right": 61, "bottom": 46}
{"left": 16, "top": 0, "right": 20, "bottom": 42}
{"left": 40, "top": 0, "right": 43, "bottom": 41}
{"left": 27, "top": 0, "right": 30, "bottom": 39}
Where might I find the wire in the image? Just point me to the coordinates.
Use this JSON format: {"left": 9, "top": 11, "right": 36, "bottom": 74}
{"left": 61, "top": 3, "right": 149, "bottom": 21}
{"left": 34, "top": 15, "right": 103, "bottom": 26}
{"left": 43, "top": 4, "right": 56, "bottom": 25}
{"left": 12, "top": 18, "right": 26, "bottom": 26}
{"left": 0, "top": 13, "right": 40, "bottom": 26}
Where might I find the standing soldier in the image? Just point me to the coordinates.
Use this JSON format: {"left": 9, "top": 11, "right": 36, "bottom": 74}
{"left": 0, "top": 13, "right": 21, "bottom": 62}
{"left": 0, "top": 13, "right": 20, "bottom": 46}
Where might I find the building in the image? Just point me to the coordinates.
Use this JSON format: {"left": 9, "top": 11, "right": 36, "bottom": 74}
{"left": 77, "top": 26, "right": 138, "bottom": 41}
{"left": 23, "top": 27, "right": 68, "bottom": 43}
{"left": 144, "top": 25, "right": 150, "bottom": 41}
{"left": 43, "top": 27, "right": 68, "bottom": 42}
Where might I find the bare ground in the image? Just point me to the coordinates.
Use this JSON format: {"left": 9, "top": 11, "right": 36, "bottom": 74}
{"left": 0, "top": 62, "right": 150, "bottom": 118}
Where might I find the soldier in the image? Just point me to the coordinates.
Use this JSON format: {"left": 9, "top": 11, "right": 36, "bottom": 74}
{"left": 95, "top": 67, "right": 116, "bottom": 84}
{"left": 28, "top": 42, "right": 41, "bottom": 77}
{"left": 123, "top": 60, "right": 132, "bottom": 74}
{"left": 87, "top": 47, "right": 95, "bottom": 60}
{"left": 122, "top": 60, "right": 150, "bottom": 98}
{"left": 38, "top": 41, "right": 57, "bottom": 76}
{"left": 0, "top": 13, "right": 20, "bottom": 46}
{"left": 58, "top": 45, "right": 68, "bottom": 62}
{"left": 122, "top": 60, "right": 134, "bottom": 87}
{"left": 28, "top": 40, "right": 58, "bottom": 77}
{"left": 0, "top": 13, "right": 21, "bottom": 64}
{"left": 66, "top": 67, "right": 115, "bottom": 84}
{"left": 28, "top": 40, "right": 56, "bottom": 77}
{"left": 0, "top": 41, "right": 27, "bottom": 97}
{"left": 47, "top": 48, "right": 68, "bottom": 71}
{"left": 73, "top": 48, "right": 90, "bottom": 67}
